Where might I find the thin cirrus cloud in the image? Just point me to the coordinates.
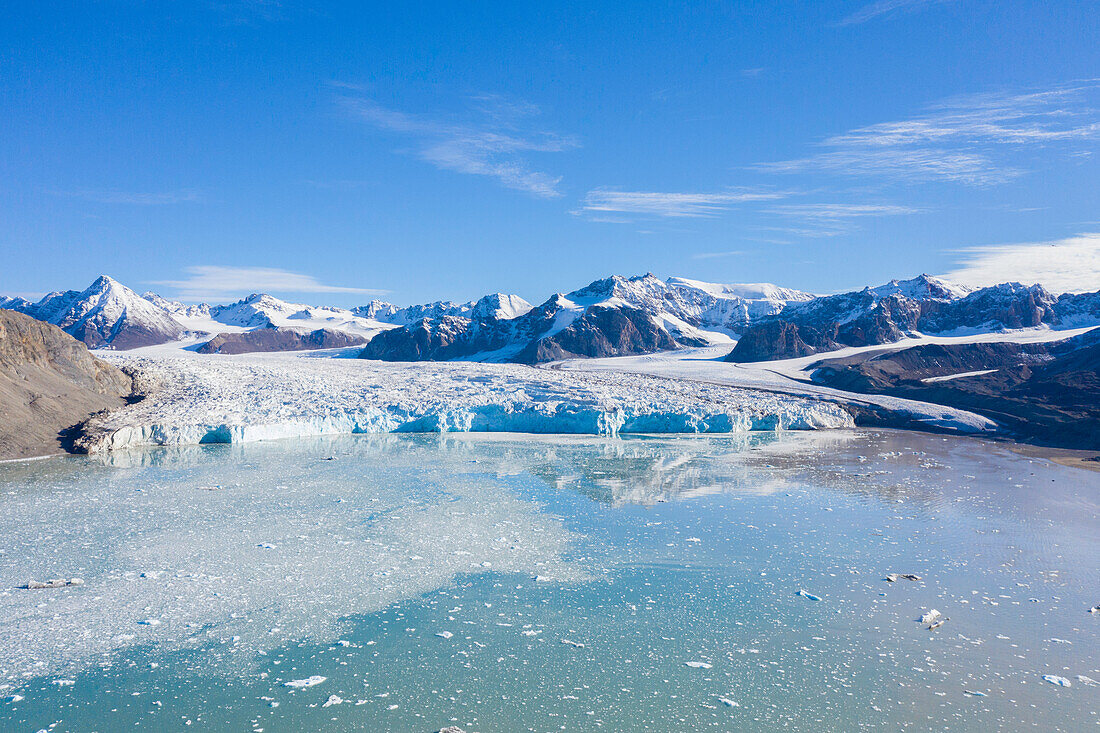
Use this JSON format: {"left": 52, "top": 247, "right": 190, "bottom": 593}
{"left": 942, "top": 232, "right": 1100, "bottom": 294}
{"left": 755, "top": 81, "right": 1100, "bottom": 185}
{"left": 690, "top": 250, "right": 748, "bottom": 260}
{"left": 150, "top": 266, "right": 387, "bottom": 302}
{"left": 61, "top": 189, "right": 202, "bottom": 205}
{"left": 340, "top": 92, "right": 576, "bottom": 198}
{"left": 763, "top": 203, "right": 920, "bottom": 236}
{"left": 836, "top": 0, "right": 952, "bottom": 26}
{"left": 575, "top": 188, "right": 790, "bottom": 219}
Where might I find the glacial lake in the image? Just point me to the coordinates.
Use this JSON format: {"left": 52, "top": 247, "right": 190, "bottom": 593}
{"left": 0, "top": 431, "right": 1096, "bottom": 732}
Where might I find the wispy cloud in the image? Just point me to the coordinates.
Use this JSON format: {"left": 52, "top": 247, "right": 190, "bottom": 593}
{"left": 691, "top": 250, "right": 747, "bottom": 260}
{"left": 942, "top": 232, "right": 1100, "bottom": 294}
{"left": 756, "top": 81, "right": 1100, "bottom": 185}
{"left": 151, "top": 266, "right": 387, "bottom": 301}
{"left": 764, "top": 202, "right": 920, "bottom": 236}
{"left": 339, "top": 92, "right": 576, "bottom": 198}
{"left": 836, "top": 0, "right": 951, "bottom": 26}
{"left": 61, "top": 189, "right": 202, "bottom": 205}
{"left": 575, "top": 188, "right": 789, "bottom": 219}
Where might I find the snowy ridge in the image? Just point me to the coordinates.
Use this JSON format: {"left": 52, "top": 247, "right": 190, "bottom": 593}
{"left": 361, "top": 274, "right": 816, "bottom": 363}
{"left": 12, "top": 276, "right": 186, "bottom": 349}
{"left": 80, "top": 353, "right": 855, "bottom": 451}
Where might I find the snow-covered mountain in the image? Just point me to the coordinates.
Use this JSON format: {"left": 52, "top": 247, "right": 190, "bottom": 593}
{"left": 9, "top": 276, "right": 187, "bottom": 349}
{"left": 727, "top": 275, "right": 1100, "bottom": 362}
{"left": 203, "top": 293, "right": 393, "bottom": 339}
{"left": 8, "top": 272, "right": 1095, "bottom": 359}
{"left": 360, "top": 274, "right": 815, "bottom": 364}
{"left": 354, "top": 293, "right": 534, "bottom": 326}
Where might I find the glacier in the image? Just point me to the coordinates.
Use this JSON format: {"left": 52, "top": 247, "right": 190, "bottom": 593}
{"left": 81, "top": 352, "right": 857, "bottom": 452}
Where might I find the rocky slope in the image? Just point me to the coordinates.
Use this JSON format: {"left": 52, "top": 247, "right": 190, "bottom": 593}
{"left": 196, "top": 327, "right": 369, "bottom": 355}
{"left": 807, "top": 327, "right": 1100, "bottom": 449}
{"left": 727, "top": 276, "right": 1100, "bottom": 362}
{"left": 0, "top": 309, "right": 132, "bottom": 459}
{"left": 360, "top": 274, "right": 813, "bottom": 364}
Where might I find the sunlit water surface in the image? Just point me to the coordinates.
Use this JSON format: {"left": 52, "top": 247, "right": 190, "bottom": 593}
{"left": 0, "top": 431, "right": 1096, "bottom": 732}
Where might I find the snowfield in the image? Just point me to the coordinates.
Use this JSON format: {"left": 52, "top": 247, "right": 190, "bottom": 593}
{"left": 84, "top": 352, "right": 860, "bottom": 451}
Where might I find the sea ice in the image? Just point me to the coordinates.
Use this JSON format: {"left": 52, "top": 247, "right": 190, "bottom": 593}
{"left": 284, "top": 676, "right": 327, "bottom": 688}
{"left": 919, "top": 609, "right": 941, "bottom": 625}
{"left": 1042, "top": 675, "right": 1071, "bottom": 687}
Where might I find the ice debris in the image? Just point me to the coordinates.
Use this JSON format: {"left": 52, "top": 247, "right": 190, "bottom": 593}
{"left": 20, "top": 578, "right": 84, "bottom": 590}
{"left": 322, "top": 694, "right": 343, "bottom": 707}
{"left": 885, "top": 573, "right": 921, "bottom": 582}
{"left": 685, "top": 661, "right": 713, "bottom": 669}
{"left": 284, "top": 676, "right": 327, "bottom": 688}
{"left": 1042, "top": 675, "right": 1071, "bottom": 687}
{"left": 796, "top": 589, "right": 822, "bottom": 601}
{"left": 919, "top": 609, "right": 942, "bottom": 625}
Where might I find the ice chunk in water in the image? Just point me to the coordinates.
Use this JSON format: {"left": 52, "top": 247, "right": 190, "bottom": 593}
{"left": 284, "top": 675, "right": 327, "bottom": 688}
{"left": 919, "top": 609, "right": 942, "bottom": 625}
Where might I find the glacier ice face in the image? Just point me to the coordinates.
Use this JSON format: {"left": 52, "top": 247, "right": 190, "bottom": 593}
{"left": 82, "top": 352, "right": 855, "bottom": 451}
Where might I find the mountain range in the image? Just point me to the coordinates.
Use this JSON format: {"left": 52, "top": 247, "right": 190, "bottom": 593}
{"left": 2, "top": 273, "right": 1098, "bottom": 363}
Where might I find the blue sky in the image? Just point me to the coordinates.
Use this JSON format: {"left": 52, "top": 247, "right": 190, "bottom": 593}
{"left": 2, "top": 0, "right": 1098, "bottom": 306}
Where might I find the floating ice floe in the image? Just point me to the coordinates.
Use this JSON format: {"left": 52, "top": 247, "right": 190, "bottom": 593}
{"left": 796, "top": 589, "right": 822, "bottom": 601}
{"left": 322, "top": 694, "right": 343, "bottom": 707}
{"left": 963, "top": 690, "right": 987, "bottom": 697}
{"left": 1077, "top": 675, "right": 1097, "bottom": 686}
{"left": 885, "top": 573, "right": 921, "bottom": 582}
{"left": 919, "top": 609, "right": 942, "bottom": 625}
{"left": 284, "top": 676, "right": 327, "bottom": 688}
{"left": 21, "top": 578, "right": 83, "bottom": 590}
{"left": 1042, "top": 675, "right": 1071, "bottom": 687}
{"left": 685, "top": 661, "right": 712, "bottom": 669}
{"left": 561, "top": 639, "right": 585, "bottom": 648}
{"left": 436, "top": 631, "right": 454, "bottom": 639}
{"left": 718, "top": 696, "right": 740, "bottom": 707}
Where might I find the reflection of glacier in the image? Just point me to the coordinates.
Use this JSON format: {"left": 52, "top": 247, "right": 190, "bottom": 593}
{"left": 0, "top": 436, "right": 590, "bottom": 685}
{"left": 516, "top": 433, "right": 862, "bottom": 506}
{"left": 80, "top": 353, "right": 854, "bottom": 452}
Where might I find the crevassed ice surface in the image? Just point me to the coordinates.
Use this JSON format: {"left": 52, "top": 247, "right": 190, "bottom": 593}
{"left": 0, "top": 431, "right": 1096, "bottom": 731}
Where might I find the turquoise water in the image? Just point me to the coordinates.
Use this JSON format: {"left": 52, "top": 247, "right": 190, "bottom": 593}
{"left": 0, "top": 431, "right": 1096, "bottom": 731}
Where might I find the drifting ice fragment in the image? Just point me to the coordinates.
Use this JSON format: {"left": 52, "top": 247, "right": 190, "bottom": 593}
{"left": 1042, "top": 675, "right": 1071, "bottom": 687}
{"left": 322, "top": 695, "right": 343, "bottom": 707}
{"left": 718, "top": 697, "right": 740, "bottom": 707}
{"left": 436, "top": 631, "right": 454, "bottom": 639}
{"left": 885, "top": 573, "right": 921, "bottom": 582}
{"left": 685, "top": 661, "right": 712, "bottom": 669}
{"left": 919, "top": 609, "right": 942, "bottom": 625}
{"left": 21, "top": 578, "right": 84, "bottom": 590}
{"left": 796, "top": 589, "right": 822, "bottom": 601}
{"left": 284, "top": 676, "right": 327, "bottom": 688}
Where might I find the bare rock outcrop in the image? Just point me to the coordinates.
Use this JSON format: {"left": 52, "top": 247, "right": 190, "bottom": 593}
{"left": 0, "top": 309, "right": 131, "bottom": 459}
